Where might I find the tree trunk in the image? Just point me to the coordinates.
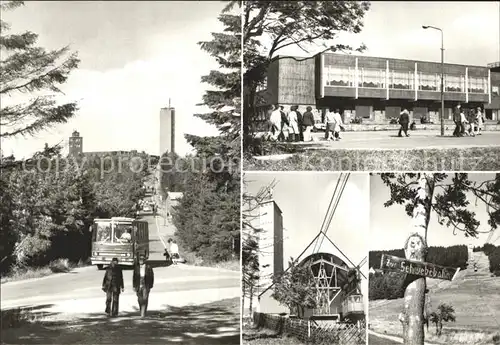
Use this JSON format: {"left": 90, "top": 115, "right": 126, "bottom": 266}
{"left": 242, "top": 279, "right": 246, "bottom": 317}
{"left": 249, "top": 284, "right": 254, "bottom": 316}
{"left": 438, "top": 320, "right": 443, "bottom": 336}
{"left": 401, "top": 174, "right": 429, "bottom": 345}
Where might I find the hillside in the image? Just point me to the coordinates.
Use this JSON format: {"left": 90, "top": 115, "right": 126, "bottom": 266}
{"left": 369, "top": 251, "right": 500, "bottom": 345}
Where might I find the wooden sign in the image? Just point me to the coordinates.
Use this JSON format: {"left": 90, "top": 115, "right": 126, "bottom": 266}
{"left": 380, "top": 254, "right": 460, "bottom": 281}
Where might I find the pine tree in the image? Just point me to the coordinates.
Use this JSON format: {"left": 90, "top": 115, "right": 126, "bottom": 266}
{"left": 187, "top": 1, "right": 241, "bottom": 167}
{"left": 0, "top": 1, "right": 80, "bottom": 143}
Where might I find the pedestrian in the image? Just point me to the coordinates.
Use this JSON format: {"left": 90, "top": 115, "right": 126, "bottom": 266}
{"left": 168, "top": 238, "right": 180, "bottom": 264}
{"left": 332, "top": 109, "right": 343, "bottom": 141}
{"left": 452, "top": 104, "right": 462, "bottom": 137}
{"left": 133, "top": 254, "right": 154, "bottom": 318}
{"left": 398, "top": 109, "right": 410, "bottom": 137}
{"left": 163, "top": 248, "right": 172, "bottom": 265}
{"left": 296, "top": 106, "right": 304, "bottom": 141}
{"left": 287, "top": 106, "right": 299, "bottom": 142}
{"left": 460, "top": 109, "right": 468, "bottom": 136}
{"left": 102, "top": 257, "right": 124, "bottom": 317}
{"left": 279, "top": 106, "right": 289, "bottom": 142}
{"left": 269, "top": 104, "right": 281, "bottom": 141}
{"left": 475, "top": 107, "right": 484, "bottom": 135}
{"left": 324, "top": 107, "right": 336, "bottom": 141}
{"left": 302, "top": 106, "right": 315, "bottom": 142}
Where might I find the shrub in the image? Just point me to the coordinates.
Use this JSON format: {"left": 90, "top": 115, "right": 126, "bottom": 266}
{"left": 49, "top": 258, "right": 72, "bottom": 273}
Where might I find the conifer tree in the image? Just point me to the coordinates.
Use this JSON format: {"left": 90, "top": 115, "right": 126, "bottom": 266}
{"left": 0, "top": 1, "right": 80, "bottom": 141}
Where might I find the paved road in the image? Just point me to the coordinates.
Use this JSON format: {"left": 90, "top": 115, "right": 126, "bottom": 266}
{"left": 302, "top": 130, "right": 500, "bottom": 150}
{"left": 1, "top": 214, "right": 240, "bottom": 344}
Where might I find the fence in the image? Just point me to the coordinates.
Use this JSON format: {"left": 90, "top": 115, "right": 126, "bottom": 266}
{"left": 253, "top": 312, "right": 366, "bottom": 345}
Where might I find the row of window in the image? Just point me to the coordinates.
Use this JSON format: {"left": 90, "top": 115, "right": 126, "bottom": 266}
{"left": 324, "top": 67, "right": 489, "bottom": 93}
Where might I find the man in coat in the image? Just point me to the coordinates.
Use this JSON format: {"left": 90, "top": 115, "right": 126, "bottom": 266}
{"left": 133, "top": 254, "right": 154, "bottom": 317}
{"left": 102, "top": 257, "right": 124, "bottom": 317}
{"left": 398, "top": 109, "right": 410, "bottom": 137}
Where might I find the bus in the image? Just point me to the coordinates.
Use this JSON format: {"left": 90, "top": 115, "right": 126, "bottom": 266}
{"left": 90, "top": 217, "right": 149, "bottom": 270}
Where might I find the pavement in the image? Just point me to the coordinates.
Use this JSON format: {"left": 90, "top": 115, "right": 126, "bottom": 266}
{"left": 1, "top": 213, "right": 241, "bottom": 344}
{"left": 258, "top": 130, "right": 500, "bottom": 151}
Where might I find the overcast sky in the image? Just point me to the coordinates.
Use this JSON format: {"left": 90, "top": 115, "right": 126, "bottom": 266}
{"left": 259, "top": 1, "right": 499, "bottom": 67}
{"left": 1, "top": 1, "right": 227, "bottom": 158}
{"left": 370, "top": 173, "right": 499, "bottom": 252}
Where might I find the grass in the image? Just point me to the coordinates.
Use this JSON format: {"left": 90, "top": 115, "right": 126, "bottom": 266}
{"left": 244, "top": 146, "right": 500, "bottom": 171}
{"left": 1, "top": 258, "right": 89, "bottom": 284}
{"left": 369, "top": 272, "right": 500, "bottom": 344}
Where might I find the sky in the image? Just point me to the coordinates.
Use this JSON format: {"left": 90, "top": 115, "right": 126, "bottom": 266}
{"left": 370, "top": 173, "right": 499, "bottom": 252}
{"left": 1, "top": 1, "right": 228, "bottom": 158}
{"left": 245, "top": 172, "right": 370, "bottom": 300}
{"left": 258, "top": 1, "right": 500, "bottom": 67}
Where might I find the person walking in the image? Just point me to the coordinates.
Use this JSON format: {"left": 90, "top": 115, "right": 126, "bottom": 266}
{"left": 296, "top": 106, "right": 304, "bottom": 141}
{"left": 102, "top": 258, "right": 124, "bottom": 317}
{"left": 475, "top": 107, "right": 484, "bottom": 135}
{"left": 302, "top": 106, "right": 315, "bottom": 142}
{"left": 332, "top": 109, "right": 344, "bottom": 141}
{"left": 279, "top": 106, "right": 289, "bottom": 142}
{"left": 452, "top": 104, "right": 462, "bottom": 137}
{"left": 324, "top": 107, "right": 336, "bottom": 140}
{"left": 287, "top": 106, "right": 299, "bottom": 142}
{"left": 398, "top": 109, "right": 410, "bottom": 137}
{"left": 460, "top": 109, "right": 468, "bottom": 136}
{"left": 168, "top": 238, "right": 180, "bottom": 264}
{"left": 269, "top": 104, "right": 281, "bottom": 141}
{"left": 133, "top": 254, "right": 154, "bottom": 318}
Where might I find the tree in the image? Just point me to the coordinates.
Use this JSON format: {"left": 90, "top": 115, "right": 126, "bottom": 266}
{"left": 171, "top": 2, "right": 241, "bottom": 264}
{"left": 429, "top": 303, "right": 456, "bottom": 336}
{"left": 272, "top": 258, "right": 317, "bottom": 318}
{"left": 241, "top": 177, "right": 276, "bottom": 316}
{"left": 380, "top": 173, "right": 500, "bottom": 345}
{"left": 187, "top": 1, "right": 241, "bottom": 167}
{"left": 243, "top": 1, "right": 371, "bottom": 145}
{"left": 0, "top": 1, "right": 79, "bottom": 145}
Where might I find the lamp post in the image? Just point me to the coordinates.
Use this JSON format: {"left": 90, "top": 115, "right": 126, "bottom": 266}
{"left": 422, "top": 25, "right": 445, "bottom": 136}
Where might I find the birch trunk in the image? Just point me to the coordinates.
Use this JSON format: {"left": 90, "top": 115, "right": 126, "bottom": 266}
{"left": 401, "top": 174, "right": 429, "bottom": 345}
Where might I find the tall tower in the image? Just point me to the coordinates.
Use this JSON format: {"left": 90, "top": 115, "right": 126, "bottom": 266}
{"left": 255, "top": 199, "right": 284, "bottom": 291}
{"left": 68, "top": 130, "right": 83, "bottom": 156}
{"left": 159, "top": 106, "right": 175, "bottom": 156}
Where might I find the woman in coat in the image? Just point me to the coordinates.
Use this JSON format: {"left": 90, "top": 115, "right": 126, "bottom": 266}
{"left": 287, "top": 106, "right": 299, "bottom": 142}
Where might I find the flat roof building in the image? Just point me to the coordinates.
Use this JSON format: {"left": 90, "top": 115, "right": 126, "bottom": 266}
{"left": 256, "top": 52, "right": 500, "bottom": 125}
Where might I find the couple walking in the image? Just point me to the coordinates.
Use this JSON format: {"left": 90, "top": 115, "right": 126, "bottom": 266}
{"left": 324, "top": 108, "right": 344, "bottom": 141}
{"left": 101, "top": 255, "right": 154, "bottom": 318}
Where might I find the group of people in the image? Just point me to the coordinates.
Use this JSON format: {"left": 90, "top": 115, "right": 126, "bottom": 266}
{"left": 102, "top": 255, "right": 154, "bottom": 318}
{"left": 267, "top": 104, "right": 344, "bottom": 142}
{"left": 452, "top": 104, "right": 485, "bottom": 137}
{"left": 163, "top": 238, "right": 181, "bottom": 264}
{"left": 397, "top": 105, "right": 485, "bottom": 138}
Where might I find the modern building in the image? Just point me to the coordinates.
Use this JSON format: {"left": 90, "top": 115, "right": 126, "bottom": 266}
{"left": 256, "top": 52, "right": 500, "bottom": 125}
{"left": 68, "top": 130, "right": 83, "bottom": 156}
{"left": 160, "top": 107, "right": 176, "bottom": 156}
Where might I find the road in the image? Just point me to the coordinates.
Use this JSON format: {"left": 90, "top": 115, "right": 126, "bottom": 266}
{"left": 1, "top": 213, "right": 240, "bottom": 345}
{"left": 302, "top": 130, "right": 500, "bottom": 150}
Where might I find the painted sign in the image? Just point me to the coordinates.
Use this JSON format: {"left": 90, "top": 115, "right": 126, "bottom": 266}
{"left": 380, "top": 254, "right": 460, "bottom": 281}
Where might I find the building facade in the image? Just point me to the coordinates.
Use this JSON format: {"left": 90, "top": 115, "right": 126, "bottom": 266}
{"left": 68, "top": 130, "right": 83, "bottom": 156}
{"left": 160, "top": 107, "right": 176, "bottom": 156}
{"left": 256, "top": 52, "right": 500, "bottom": 125}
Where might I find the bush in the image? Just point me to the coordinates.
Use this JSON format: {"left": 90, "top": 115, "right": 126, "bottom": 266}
{"left": 493, "top": 333, "right": 500, "bottom": 345}
{"left": 49, "top": 258, "right": 72, "bottom": 273}
{"left": 369, "top": 272, "right": 405, "bottom": 300}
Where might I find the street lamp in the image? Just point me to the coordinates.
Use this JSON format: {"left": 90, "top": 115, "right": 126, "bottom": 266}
{"left": 422, "top": 25, "right": 445, "bottom": 136}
